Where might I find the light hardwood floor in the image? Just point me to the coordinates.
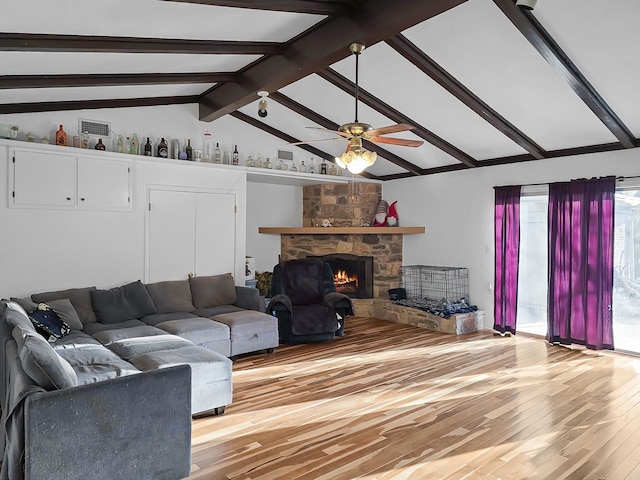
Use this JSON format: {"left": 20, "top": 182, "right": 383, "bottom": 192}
{"left": 189, "top": 317, "right": 640, "bottom": 480}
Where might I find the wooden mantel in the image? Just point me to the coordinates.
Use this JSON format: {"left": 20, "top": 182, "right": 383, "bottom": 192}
{"left": 258, "top": 226, "right": 425, "bottom": 235}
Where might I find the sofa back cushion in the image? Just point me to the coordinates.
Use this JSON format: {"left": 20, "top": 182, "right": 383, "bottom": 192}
{"left": 189, "top": 273, "right": 237, "bottom": 309}
{"left": 145, "top": 280, "right": 195, "bottom": 314}
{"left": 3, "top": 301, "right": 37, "bottom": 333}
{"left": 12, "top": 324, "right": 78, "bottom": 390}
{"left": 90, "top": 280, "right": 157, "bottom": 324}
{"left": 32, "top": 286, "right": 98, "bottom": 324}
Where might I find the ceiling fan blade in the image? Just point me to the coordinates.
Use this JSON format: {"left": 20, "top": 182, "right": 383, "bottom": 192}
{"left": 369, "top": 136, "right": 424, "bottom": 147}
{"left": 289, "top": 137, "right": 345, "bottom": 146}
{"left": 366, "top": 123, "right": 416, "bottom": 137}
{"left": 306, "top": 126, "right": 352, "bottom": 138}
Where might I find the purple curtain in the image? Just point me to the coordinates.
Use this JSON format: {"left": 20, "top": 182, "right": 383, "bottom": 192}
{"left": 547, "top": 177, "right": 615, "bottom": 350}
{"left": 494, "top": 185, "right": 521, "bottom": 335}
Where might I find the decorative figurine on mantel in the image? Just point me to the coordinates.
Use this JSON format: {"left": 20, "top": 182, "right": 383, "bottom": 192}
{"left": 321, "top": 219, "right": 332, "bottom": 227}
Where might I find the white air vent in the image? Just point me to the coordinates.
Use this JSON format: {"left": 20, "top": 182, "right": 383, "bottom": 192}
{"left": 78, "top": 119, "right": 111, "bottom": 137}
{"left": 277, "top": 149, "right": 294, "bottom": 162}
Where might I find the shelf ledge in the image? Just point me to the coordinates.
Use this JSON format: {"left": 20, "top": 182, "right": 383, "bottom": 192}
{"left": 258, "top": 227, "right": 425, "bottom": 235}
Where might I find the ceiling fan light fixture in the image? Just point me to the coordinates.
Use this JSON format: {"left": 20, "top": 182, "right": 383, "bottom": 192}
{"left": 336, "top": 140, "right": 377, "bottom": 174}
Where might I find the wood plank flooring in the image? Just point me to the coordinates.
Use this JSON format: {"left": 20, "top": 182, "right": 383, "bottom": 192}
{"left": 188, "top": 317, "right": 640, "bottom": 479}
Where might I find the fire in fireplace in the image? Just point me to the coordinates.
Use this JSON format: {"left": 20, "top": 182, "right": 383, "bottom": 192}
{"left": 309, "top": 254, "right": 373, "bottom": 299}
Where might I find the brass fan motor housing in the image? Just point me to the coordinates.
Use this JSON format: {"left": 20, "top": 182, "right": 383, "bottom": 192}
{"left": 338, "top": 122, "right": 373, "bottom": 137}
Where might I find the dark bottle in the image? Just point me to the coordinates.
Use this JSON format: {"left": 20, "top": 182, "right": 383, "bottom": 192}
{"left": 185, "top": 139, "right": 193, "bottom": 161}
{"left": 232, "top": 144, "right": 239, "bottom": 166}
{"left": 144, "top": 137, "right": 152, "bottom": 156}
{"left": 157, "top": 137, "right": 168, "bottom": 158}
{"left": 320, "top": 158, "right": 327, "bottom": 174}
{"left": 55, "top": 125, "right": 67, "bottom": 146}
{"left": 95, "top": 138, "right": 106, "bottom": 151}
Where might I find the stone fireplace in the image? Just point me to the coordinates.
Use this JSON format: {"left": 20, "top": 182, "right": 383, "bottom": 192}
{"left": 309, "top": 253, "right": 374, "bottom": 299}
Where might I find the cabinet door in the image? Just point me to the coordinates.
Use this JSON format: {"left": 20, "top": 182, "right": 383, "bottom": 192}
{"left": 12, "top": 149, "right": 76, "bottom": 207}
{"left": 77, "top": 156, "right": 131, "bottom": 210}
{"left": 147, "top": 189, "right": 237, "bottom": 283}
{"left": 194, "top": 192, "right": 236, "bottom": 277}
{"left": 147, "top": 190, "right": 197, "bottom": 283}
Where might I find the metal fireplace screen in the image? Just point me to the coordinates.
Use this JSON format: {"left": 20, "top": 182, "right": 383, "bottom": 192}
{"left": 398, "top": 265, "right": 475, "bottom": 317}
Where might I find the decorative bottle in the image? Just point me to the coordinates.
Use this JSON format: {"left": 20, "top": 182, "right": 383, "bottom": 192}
{"left": 117, "top": 135, "right": 125, "bottom": 153}
{"left": 299, "top": 160, "right": 308, "bottom": 173}
{"left": 329, "top": 162, "right": 337, "bottom": 175}
{"left": 157, "top": 138, "right": 168, "bottom": 158}
{"left": 185, "top": 139, "right": 193, "bottom": 161}
{"left": 214, "top": 143, "right": 221, "bottom": 163}
{"left": 55, "top": 125, "right": 67, "bottom": 146}
{"left": 130, "top": 134, "right": 139, "bottom": 155}
{"left": 95, "top": 138, "right": 106, "bottom": 151}
{"left": 232, "top": 145, "right": 239, "bottom": 166}
{"left": 246, "top": 155, "right": 255, "bottom": 167}
{"left": 309, "top": 157, "right": 316, "bottom": 174}
{"left": 289, "top": 161, "right": 298, "bottom": 172}
{"left": 80, "top": 131, "right": 90, "bottom": 149}
{"left": 264, "top": 157, "right": 272, "bottom": 169}
{"left": 124, "top": 136, "right": 132, "bottom": 154}
{"left": 255, "top": 153, "right": 264, "bottom": 168}
{"left": 320, "top": 159, "right": 327, "bottom": 174}
{"left": 144, "top": 137, "right": 152, "bottom": 156}
{"left": 222, "top": 150, "right": 230, "bottom": 165}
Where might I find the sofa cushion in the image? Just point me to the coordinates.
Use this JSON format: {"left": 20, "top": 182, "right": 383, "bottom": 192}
{"left": 10, "top": 296, "right": 37, "bottom": 313}
{"left": 28, "top": 304, "right": 71, "bottom": 341}
{"left": 3, "top": 301, "right": 37, "bottom": 333}
{"left": 54, "top": 341, "right": 140, "bottom": 384}
{"left": 90, "top": 280, "right": 157, "bottom": 324}
{"left": 141, "top": 312, "right": 199, "bottom": 326}
{"left": 32, "top": 286, "right": 97, "bottom": 324}
{"left": 45, "top": 298, "right": 84, "bottom": 331}
{"left": 106, "top": 335, "right": 195, "bottom": 360}
{"left": 189, "top": 273, "right": 237, "bottom": 309}
{"left": 191, "top": 305, "right": 244, "bottom": 318}
{"left": 145, "top": 280, "right": 195, "bottom": 314}
{"left": 82, "top": 319, "right": 147, "bottom": 335}
{"left": 12, "top": 324, "right": 78, "bottom": 390}
{"left": 92, "top": 325, "right": 168, "bottom": 345}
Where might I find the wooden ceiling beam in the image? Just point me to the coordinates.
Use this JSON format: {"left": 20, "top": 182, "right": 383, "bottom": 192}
{"left": 387, "top": 34, "right": 546, "bottom": 160}
{"left": 270, "top": 92, "right": 423, "bottom": 175}
{"left": 0, "top": 33, "right": 282, "bottom": 55}
{"left": 0, "top": 96, "right": 199, "bottom": 115}
{"left": 159, "top": 0, "right": 352, "bottom": 15}
{"left": 494, "top": 0, "right": 637, "bottom": 149}
{"left": 318, "top": 68, "right": 478, "bottom": 168}
{"left": 0, "top": 73, "right": 237, "bottom": 89}
{"left": 198, "top": 0, "right": 469, "bottom": 122}
{"left": 230, "top": 111, "right": 377, "bottom": 179}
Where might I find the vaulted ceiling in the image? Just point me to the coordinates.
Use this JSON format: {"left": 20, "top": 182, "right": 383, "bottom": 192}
{"left": 2, "top": 0, "right": 639, "bottom": 181}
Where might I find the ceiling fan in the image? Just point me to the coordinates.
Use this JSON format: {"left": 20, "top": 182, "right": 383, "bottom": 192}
{"left": 292, "top": 42, "right": 424, "bottom": 173}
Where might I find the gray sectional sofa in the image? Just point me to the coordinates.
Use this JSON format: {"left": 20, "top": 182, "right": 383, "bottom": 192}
{"left": 0, "top": 273, "right": 279, "bottom": 480}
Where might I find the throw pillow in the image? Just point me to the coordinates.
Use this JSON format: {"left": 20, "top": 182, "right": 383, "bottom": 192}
{"left": 90, "top": 280, "right": 157, "bottom": 324}
{"left": 28, "top": 304, "right": 71, "bottom": 342}
{"left": 12, "top": 324, "right": 78, "bottom": 390}
{"left": 46, "top": 298, "right": 84, "bottom": 330}
{"left": 10, "top": 296, "right": 37, "bottom": 313}
{"left": 3, "top": 301, "right": 37, "bottom": 333}
{"left": 189, "top": 273, "right": 237, "bottom": 309}
{"left": 145, "top": 280, "right": 195, "bottom": 314}
{"left": 32, "top": 286, "right": 98, "bottom": 323}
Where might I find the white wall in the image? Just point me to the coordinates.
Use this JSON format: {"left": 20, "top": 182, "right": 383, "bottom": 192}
{"left": 383, "top": 148, "right": 640, "bottom": 329}
{"left": 246, "top": 182, "right": 302, "bottom": 272}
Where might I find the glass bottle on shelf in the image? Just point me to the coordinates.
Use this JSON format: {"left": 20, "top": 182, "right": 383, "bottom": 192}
{"left": 276, "top": 158, "right": 285, "bottom": 170}
{"left": 117, "top": 135, "right": 125, "bottom": 153}
{"left": 130, "top": 134, "right": 139, "bottom": 155}
{"left": 203, "top": 130, "right": 212, "bottom": 161}
{"left": 289, "top": 161, "right": 298, "bottom": 172}
{"left": 329, "top": 162, "right": 337, "bottom": 175}
{"left": 95, "top": 138, "right": 106, "bottom": 151}
{"left": 55, "top": 125, "right": 67, "bottom": 146}
{"left": 264, "top": 157, "right": 272, "bottom": 169}
{"left": 255, "top": 153, "right": 264, "bottom": 168}
{"left": 214, "top": 143, "right": 221, "bottom": 163}
{"left": 223, "top": 150, "right": 230, "bottom": 165}
{"left": 185, "top": 139, "right": 193, "bottom": 161}
{"left": 308, "top": 157, "right": 316, "bottom": 174}
{"left": 80, "top": 131, "right": 90, "bottom": 149}
{"left": 320, "top": 158, "right": 327, "bottom": 174}
{"left": 144, "top": 137, "right": 152, "bottom": 156}
{"left": 157, "top": 138, "right": 168, "bottom": 158}
{"left": 232, "top": 145, "right": 239, "bottom": 166}
{"left": 246, "top": 155, "right": 255, "bottom": 167}
{"left": 124, "top": 136, "right": 132, "bottom": 154}
{"left": 299, "top": 160, "right": 308, "bottom": 173}
{"left": 337, "top": 166, "right": 344, "bottom": 176}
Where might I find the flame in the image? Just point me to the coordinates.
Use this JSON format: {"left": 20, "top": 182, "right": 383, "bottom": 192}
{"left": 334, "top": 269, "right": 358, "bottom": 287}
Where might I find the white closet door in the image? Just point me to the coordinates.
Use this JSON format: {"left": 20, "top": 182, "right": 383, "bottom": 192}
{"left": 148, "top": 190, "right": 196, "bottom": 283}
{"left": 147, "top": 189, "right": 236, "bottom": 283}
{"left": 195, "top": 193, "right": 236, "bottom": 277}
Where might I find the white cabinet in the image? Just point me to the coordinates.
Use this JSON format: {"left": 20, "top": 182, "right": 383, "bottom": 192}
{"left": 77, "top": 156, "right": 131, "bottom": 209}
{"left": 10, "top": 148, "right": 131, "bottom": 210}
{"left": 146, "top": 189, "right": 236, "bottom": 283}
{"left": 12, "top": 149, "right": 76, "bottom": 207}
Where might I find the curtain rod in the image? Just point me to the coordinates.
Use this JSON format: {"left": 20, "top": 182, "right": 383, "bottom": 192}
{"left": 495, "top": 175, "right": 640, "bottom": 189}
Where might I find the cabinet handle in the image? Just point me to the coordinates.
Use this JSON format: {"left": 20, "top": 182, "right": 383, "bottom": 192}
{"left": 66, "top": 197, "right": 71, "bottom": 201}
{"left": 80, "top": 198, "right": 85, "bottom": 201}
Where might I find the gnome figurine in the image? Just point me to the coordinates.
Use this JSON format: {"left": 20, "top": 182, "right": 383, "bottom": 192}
{"left": 387, "top": 201, "right": 399, "bottom": 226}
{"left": 373, "top": 199, "right": 389, "bottom": 226}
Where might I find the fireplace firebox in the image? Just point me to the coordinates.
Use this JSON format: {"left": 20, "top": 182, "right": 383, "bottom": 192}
{"left": 309, "top": 254, "right": 374, "bottom": 299}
